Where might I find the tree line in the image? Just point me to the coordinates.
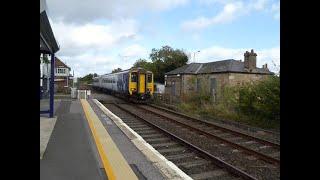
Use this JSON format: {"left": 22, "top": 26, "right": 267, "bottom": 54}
{"left": 79, "top": 45, "right": 188, "bottom": 84}
{"left": 132, "top": 45, "right": 188, "bottom": 83}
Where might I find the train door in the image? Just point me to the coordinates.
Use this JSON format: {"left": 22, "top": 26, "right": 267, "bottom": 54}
{"left": 129, "top": 72, "right": 138, "bottom": 95}
{"left": 146, "top": 73, "right": 153, "bottom": 94}
{"left": 139, "top": 73, "right": 145, "bottom": 93}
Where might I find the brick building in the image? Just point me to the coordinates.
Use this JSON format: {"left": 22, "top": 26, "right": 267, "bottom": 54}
{"left": 54, "top": 57, "right": 73, "bottom": 93}
{"left": 164, "top": 49, "right": 274, "bottom": 102}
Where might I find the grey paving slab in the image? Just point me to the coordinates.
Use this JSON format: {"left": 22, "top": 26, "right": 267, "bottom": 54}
{"left": 89, "top": 100, "right": 165, "bottom": 180}
{"left": 40, "top": 99, "right": 61, "bottom": 117}
{"left": 40, "top": 117, "right": 57, "bottom": 159}
{"left": 40, "top": 100, "right": 104, "bottom": 180}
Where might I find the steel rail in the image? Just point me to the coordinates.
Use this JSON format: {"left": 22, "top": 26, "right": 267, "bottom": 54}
{"left": 148, "top": 104, "right": 280, "bottom": 148}
{"left": 113, "top": 103, "right": 258, "bottom": 180}
{"left": 137, "top": 105, "right": 280, "bottom": 165}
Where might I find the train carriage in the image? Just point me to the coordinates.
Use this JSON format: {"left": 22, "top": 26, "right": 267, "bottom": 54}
{"left": 92, "top": 67, "right": 154, "bottom": 101}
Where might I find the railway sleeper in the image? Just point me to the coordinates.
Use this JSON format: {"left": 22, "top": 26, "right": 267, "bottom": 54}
{"left": 126, "top": 123, "right": 147, "bottom": 127}
{"left": 133, "top": 127, "right": 154, "bottom": 131}
{"left": 140, "top": 133, "right": 163, "bottom": 138}
{"left": 157, "top": 146, "right": 186, "bottom": 154}
{"left": 145, "top": 137, "right": 171, "bottom": 143}
{"left": 151, "top": 142, "right": 178, "bottom": 148}
{"left": 136, "top": 130, "right": 159, "bottom": 136}
{"left": 176, "top": 159, "right": 212, "bottom": 169}
{"left": 190, "top": 169, "right": 229, "bottom": 180}
{"left": 165, "top": 152, "right": 195, "bottom": 161}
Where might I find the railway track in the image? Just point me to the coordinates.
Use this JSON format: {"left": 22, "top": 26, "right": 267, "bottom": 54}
{"left": 137, "top": 104, "right": 280, "bottom": 165}
{"left": 149, "top": 103, "right": 280, "bottom": 144}
{"left": 102, "top": 101, "right": 280, "bottom": 179}
{"left": 104, "top": 102, "right": 255, "bottom": 180}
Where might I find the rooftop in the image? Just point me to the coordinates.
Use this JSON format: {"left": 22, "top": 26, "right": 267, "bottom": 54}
{"left": 165, "top": 59, "right": 273, "bottom": 75}
{"left": 55, "top": 57, "right": 71, "bottom": 70}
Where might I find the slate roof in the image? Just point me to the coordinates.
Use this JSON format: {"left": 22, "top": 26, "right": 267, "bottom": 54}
{"left": 55, "top": 57, "right": 71, "bottom": 70}
{"left": 165, "top": 59, "right": 273, "bottom": 75}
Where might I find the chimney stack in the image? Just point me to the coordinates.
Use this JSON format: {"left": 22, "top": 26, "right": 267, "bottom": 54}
{"left": 262, "top": 63, "right": 268, "bottom": 70}
{"left": 244, "top": 49, "right": 257, "bottom": 71}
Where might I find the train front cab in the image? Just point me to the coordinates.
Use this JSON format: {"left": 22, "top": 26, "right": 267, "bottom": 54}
{"left": 129, "top": 69, "right": 153, "bottom": 100}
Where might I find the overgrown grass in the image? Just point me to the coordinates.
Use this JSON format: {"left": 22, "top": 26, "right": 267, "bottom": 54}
{"left": 176, "top": 76, "right": 280, "bottom": 130}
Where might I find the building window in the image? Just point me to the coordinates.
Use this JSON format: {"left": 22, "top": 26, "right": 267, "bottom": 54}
{"left": 56, "top": 68, "right": 66, "bottom": 74}
{"left": 197, "top": 78, "right": 201, "bottom": 92}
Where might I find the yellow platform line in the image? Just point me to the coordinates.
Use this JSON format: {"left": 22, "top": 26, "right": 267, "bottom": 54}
{"left": 81, "top": 99, "right": 138, "bottom": 180}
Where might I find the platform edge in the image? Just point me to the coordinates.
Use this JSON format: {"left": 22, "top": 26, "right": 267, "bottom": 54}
{"left": 93, "top": 99, "right": 193, "bottom": 180}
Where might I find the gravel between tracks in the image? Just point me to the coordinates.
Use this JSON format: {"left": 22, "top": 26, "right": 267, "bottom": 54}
{"left": 120, "top": 104, "right": 280, "bottom": 180}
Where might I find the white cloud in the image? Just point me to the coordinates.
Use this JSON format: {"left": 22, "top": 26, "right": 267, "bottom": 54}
{"left": 120, "top": 44, "right": 149, "bottom": 59}
{"left": 50, "top": 18, "right": 147, "bottom": 77}
{"left": 250, "top": 0, "right": 268, "bottom": 11}
{"left": 53, "top": 19, "right": 139, "bottom": 57}
{"left": 181, "top": 0, "right": 272, "bottom": 31}
{"left": 190, "top": 46, "right": 280, "bottom": 72}
{"left": 58, "top": 44, "right": 149, "bottom": 77}
{"left": 271, "top": 1, "right": 280, "bottom": 20}
{"left": 181, "top": 2, "right": 243, "bottom": 31}
{"left": 47, "top": 0, "right": 189, "bottom": 24}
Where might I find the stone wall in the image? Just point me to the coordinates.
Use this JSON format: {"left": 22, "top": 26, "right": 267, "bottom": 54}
{"left": 164, "top": 75, "right": 182, "bottom": 102}
{"left": 165, "top": 72, "right": 271, "bottom": 103}
{"left": 228, "top": 73, "right": 270, "bottom": 86}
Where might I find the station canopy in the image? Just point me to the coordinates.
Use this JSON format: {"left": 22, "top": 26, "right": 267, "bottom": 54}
{"left": 40, "top": 0, "right": 59, "bottom": 54}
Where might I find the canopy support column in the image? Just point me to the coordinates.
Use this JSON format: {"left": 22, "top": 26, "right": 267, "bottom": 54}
{"left": 49, "top": 53, "right": 55, "bottom": 117}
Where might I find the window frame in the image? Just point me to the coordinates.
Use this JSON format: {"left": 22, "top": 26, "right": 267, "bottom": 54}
{"left": 147, "top": 74, "right": 152, "bottom": 83}
{"left": 131, "top": 72, "right": 137, "bottom": 82}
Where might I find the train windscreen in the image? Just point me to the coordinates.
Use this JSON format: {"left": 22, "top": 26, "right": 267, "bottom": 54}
{"left": 147, "top": 74, "right": 152, "bottom": 83}
{"left": 131, "top": 72, "right": 137, "bottom": 82}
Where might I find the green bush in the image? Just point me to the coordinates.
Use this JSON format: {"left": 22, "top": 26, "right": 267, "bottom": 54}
{"left": 178, "top": 75, "right": 280, "bottom": 129}
{"left": 238, "top": 76, "right": 280, "bottom": 122}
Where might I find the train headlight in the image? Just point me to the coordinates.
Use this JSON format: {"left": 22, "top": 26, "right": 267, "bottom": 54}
{"left": 130, "top": 88, "right": 136, "bottom": 91}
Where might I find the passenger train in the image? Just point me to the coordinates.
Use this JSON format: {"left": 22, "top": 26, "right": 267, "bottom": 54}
{"left": 92, "top": 67, "right": 154, "bottom": 101}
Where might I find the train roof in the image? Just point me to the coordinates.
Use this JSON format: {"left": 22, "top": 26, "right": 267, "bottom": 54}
{"left": 100, "top": 67, "right": 153, "bottom": 77}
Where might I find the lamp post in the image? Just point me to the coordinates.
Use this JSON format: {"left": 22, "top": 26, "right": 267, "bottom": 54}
{"left": 193, "top": 50, "right": 200, "bottom": 63}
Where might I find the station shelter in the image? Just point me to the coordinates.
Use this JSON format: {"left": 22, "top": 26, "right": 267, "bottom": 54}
{"left": 40, "top": 0, "right": 60, "bottom": 117}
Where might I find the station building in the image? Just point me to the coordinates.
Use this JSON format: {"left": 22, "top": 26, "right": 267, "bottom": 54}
{"left": 54, "top": 57, "right": 73, "bottom": 93}
{"left": 164, "top": 49, "right": 274, "bottom": 102}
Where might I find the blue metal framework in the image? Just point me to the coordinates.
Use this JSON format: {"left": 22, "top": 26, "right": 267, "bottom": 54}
{"left": 40, "top": 51, "right": 55, "bottom": 117}
{"left": 40, "top": 0, "right": 59, "bottom": 118}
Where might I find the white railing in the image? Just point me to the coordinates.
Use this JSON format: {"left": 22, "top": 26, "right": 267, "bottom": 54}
{"left": 77, "top": 90, "right": 91, "bottom": 99}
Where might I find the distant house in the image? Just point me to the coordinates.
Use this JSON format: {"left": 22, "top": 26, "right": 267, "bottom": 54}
{"left": 164, "top": 49, "right": 273, "bottom": 102}
{"left": 54, "top": 57, "right": 73, "bottom": 92}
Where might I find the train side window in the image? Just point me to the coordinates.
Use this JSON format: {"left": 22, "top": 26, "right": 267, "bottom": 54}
{"left": 147, "top": 74, "right": 152, "bottom": 83}
{"left": 131, "top": 73, "right": 137, "bottom": 82}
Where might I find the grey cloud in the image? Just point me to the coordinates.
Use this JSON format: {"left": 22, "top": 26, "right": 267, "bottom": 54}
{"left": 47, "top": 0, "right": 189, "bottom": 24}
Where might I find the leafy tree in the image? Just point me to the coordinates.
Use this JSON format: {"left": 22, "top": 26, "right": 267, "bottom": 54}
{"left": 112, "top": 68, "right": 122, "bottom": 73}
{"left": 149, "top": 46, "right": 188, "bottom": 83}
{"left": 78, "top": 73, "right": 94, "bottom": 84}
{"left": 132, "top": 46, "right": 188, "bottom": 83}
{"left": 133, "top": 59, "right": 155, "bottom": 73}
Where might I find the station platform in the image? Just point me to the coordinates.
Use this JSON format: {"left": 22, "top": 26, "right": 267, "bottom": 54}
{"left": 40, "top": 98, "right": 165, "bottom": 180}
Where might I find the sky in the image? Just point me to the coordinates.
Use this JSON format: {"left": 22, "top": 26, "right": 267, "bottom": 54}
{"left": 46, "top": 0, "right": 280, "bottom": 77}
